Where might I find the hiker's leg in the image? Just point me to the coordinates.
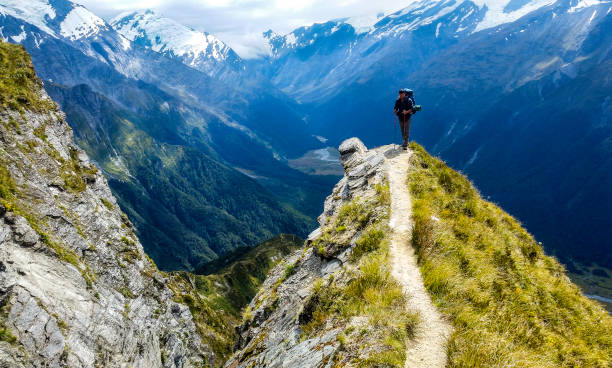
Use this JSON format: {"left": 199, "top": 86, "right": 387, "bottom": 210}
{"left": 405, "top": 116, "right": 412, "bottom": 143}
{"left": 400, "top": 119, "right": 408, "bottom": 147}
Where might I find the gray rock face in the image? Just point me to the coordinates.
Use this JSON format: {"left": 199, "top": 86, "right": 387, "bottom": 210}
{"left": 0, "top": 90, "right": 207, "bottom": 366}
{"left": 225, "top": 138, "right": 390, "bottom": 368}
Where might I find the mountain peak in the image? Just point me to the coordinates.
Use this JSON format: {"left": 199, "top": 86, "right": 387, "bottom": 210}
{"left": 111, "top": 9, "right": 241, "bottom": 73}
{"left": 0, "top": 0, "right": 107, "bottom": 40}
{"left": 59, "top": 4, "right": 106, "bottom": 40}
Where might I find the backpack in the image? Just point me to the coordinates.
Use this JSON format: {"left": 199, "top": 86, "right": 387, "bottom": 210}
{"left": 402, "top": 88, "right": 421, "bottom": 112}
{"left": 403, "top": 88, "right": 416, "bottom": 107}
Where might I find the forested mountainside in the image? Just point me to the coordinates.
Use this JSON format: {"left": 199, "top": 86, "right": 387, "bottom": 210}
{"left": 43, "top": 82, "right": 312, "bottom": 271}
{"left": 0, "top": 0, "right": 334, "bottom": 271}
{"left": 0, "top": 41, "right": 302, "bottom": 367}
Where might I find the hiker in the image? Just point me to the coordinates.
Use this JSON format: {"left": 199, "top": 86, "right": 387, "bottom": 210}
{"left": 394, "top": 88, "right": 415, "bottom": 150}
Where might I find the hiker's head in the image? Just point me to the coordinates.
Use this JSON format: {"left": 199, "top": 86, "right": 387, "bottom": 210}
{"left": 398, "top": 90, "right": 406, "bottom": 98}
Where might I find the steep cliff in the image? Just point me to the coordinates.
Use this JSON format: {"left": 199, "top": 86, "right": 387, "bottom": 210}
{"left": 226, "top": 138, "right": 612, "bottom": 367}
{"left": 226, "top": 139, "right": 423, "bottom": 367}
{"left": 0, "top": 41, "right": 211, "bottom": 367}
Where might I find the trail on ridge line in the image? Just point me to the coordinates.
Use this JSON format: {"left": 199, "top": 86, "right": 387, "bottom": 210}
{"left": 384, "top": 148, "right": 453, "bottom": 368}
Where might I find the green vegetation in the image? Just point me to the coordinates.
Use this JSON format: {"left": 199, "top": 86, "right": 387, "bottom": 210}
{"left": 407, "top": 142, "right": 612, "bottom": 367}
{"left": 303, "top": 251, "right": 416, "bottom": 367}
{"left": 196, "top": 234, "right": 302, "bottom": 314}
{"left": 0, "top": 163, "right": 16, "bottom": 199}
{"left": 0, "top": 304, "right": 17, "bottom": 344}
{"left": 300, "top": 184, "right": 419, "bottom": 367}
{"left": 122, "top": 303, "right": 131, "bottom": 319}
{"left": 165, "top": 272, "right": 239, "bottom": 367}
{"left": 44, "top": 146, "right": 94, "bottom": 194}
{"left": 100, "top": 198, "right": 114, "bottom": 210}
{"left": 0, "top": 41, "right": 55, "bottom": 113}
{"left": 283, "top": 262, "right": 296, "bottom": 281}
{"left": 163, "top": 234, "right": 302, "bottom": 366}
{"left": 33, "top": 123, "right": 47, "bottom": 141}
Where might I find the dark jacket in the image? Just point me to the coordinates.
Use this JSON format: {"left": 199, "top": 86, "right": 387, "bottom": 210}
{"left": 394, "top": 97, "right": 414, "bottom": 121}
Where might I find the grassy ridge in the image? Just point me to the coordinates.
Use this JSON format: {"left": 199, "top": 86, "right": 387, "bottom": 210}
{"left": 0, "top": 41, "right": 55, "bottom": 113}
{"left": 408, "top": 142, "right": 612, "bottom": 367}
{"left": 301, "top": 183, "right": 420, "bottom": 367}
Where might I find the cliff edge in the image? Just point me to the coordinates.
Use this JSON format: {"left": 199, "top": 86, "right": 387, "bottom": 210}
{"left": 225, "top": 138, "right": 612, "bottom": 367}
{"left": 0, "top": 41, "right": 209, "bottom": 367}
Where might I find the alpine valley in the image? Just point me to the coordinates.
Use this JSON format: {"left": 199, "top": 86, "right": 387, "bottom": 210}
{"left": 0, "top": 0, "right": 611, "bottom": 366}
{"left": 0, "top": 0, "right": 338, "bottom": 271}
{"left": 253, "top": 0, "right": 612, "bottom": 276}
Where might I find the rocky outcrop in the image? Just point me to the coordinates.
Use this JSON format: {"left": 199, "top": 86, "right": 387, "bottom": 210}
{"left": 0, "top": 53, "right": 209, "bottom": 367}
{"left": 225, "top": 139, "right": 402, "bottom": 368}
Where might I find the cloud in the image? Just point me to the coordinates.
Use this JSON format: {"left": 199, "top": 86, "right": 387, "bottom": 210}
{"left": 77, "top": 0, "right": 417, "bottom": 58}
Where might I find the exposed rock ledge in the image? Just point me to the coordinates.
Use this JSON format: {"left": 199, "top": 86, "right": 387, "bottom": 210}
{"left": 225, "top": 138, "right": 397, "bottom": 368}
{"left": 0, "top": 98, "right": 208, "bottom": 366}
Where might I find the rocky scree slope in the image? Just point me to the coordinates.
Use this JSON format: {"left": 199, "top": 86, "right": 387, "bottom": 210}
{"left": 0, "top": 41, "right": 210, "bottom": 367}
{"left": 226, "top": 138, "right": 423, "bottom": 368}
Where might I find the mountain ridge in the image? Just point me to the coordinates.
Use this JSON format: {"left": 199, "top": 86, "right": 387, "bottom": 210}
{"left": 111, "top": 9, "right": 243, "bottom": 77}
{"left": 226, "top": 138, "right": 612, "bottom": 367}
{"left": 249, "top": 0, "right": 612, "bottom": 270}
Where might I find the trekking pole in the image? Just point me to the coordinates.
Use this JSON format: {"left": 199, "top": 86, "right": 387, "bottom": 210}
{"left": 394, "top": 115, "right": 398, "bottom": 149}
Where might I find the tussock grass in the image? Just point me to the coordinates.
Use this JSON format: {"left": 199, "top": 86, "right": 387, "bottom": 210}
{"left": 301, "top": 184, "right": 418, "bottom": 367}
{"left": 0, "top": 163, "right": 16, "bottom": 200}
{"left": 0, "top": 41, "right": 55, "bottom": 113}
{"left": 408, "top": 142, "right": 612, "bottom": 367}
{"left": 302, "top": 247, "right": 414, "bottom": 367}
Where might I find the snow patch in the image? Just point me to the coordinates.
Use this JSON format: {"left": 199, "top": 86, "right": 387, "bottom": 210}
{"left": 473, "top": 0, "right": 557, "bottom": 32}
{"left": 568, "top": 0, "right": 609, "bottom": 12}
{"left": 119, "top": 34, "right": 131, "bottom": 51}
{"left": 60, "top": 6, "right": 106, "bottom": 40}
{"left": 284, "top": 33, "right": 297, "bottom": 47}
{"left": 111, "top": 10, "right": 233, "bottom": 62}
{"left": 0, "top": 0, "right": 57, "bottom": 36}
{"left": 10, "top": 25, "right": 26, "bottom": 42}
{"left": 342, "top": 13, "right": 385, "bottom": 34}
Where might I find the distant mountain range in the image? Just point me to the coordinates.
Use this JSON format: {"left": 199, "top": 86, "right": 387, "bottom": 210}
{"left": 0, "top": 0, "right": 333, "bottom": 271}
{"left": 251, "top": 0, "right": 612, "bottom": 269}
{"left": 1, "top": 0, "right": 610, "bottom": 271}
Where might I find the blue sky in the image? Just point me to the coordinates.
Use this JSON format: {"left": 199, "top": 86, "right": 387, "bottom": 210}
{"left": 78, "top": 0, "right": 417, "bottom": 58}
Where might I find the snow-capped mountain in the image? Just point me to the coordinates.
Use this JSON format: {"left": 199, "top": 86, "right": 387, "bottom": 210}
{"left": 256, "top": 0, "right": 612, "bottom": 270}
{"left": 111, "top": 9, "right": 242, "bottom": 76}
{"left": 0, "top": 0, "right": 327, "bottom": 270}
{"left": 265, "top": 0, "right": 574, "bottom": 55}
{"left": 0, "top": 0, "right": 108, "bottom": 40}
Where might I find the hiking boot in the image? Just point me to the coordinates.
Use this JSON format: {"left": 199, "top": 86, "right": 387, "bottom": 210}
{"left": 402, "top": 146, "right": 408, "bottom": 151}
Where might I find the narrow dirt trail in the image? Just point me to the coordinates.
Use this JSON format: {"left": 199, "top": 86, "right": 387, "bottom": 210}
{"left": 384, "top": 148, "right": 452, "bottom": 368}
